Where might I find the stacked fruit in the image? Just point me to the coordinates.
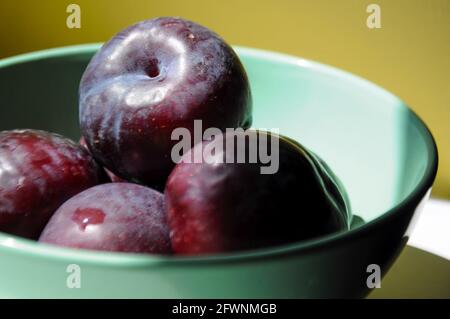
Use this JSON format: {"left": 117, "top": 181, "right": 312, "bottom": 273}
{"left": 0, "top": 17, "right": 348, "bottom": 256}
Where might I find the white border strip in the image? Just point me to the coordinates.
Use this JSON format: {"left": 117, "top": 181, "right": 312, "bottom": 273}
{"left": 409, "top": 198, "right": 450, "bottom": 260}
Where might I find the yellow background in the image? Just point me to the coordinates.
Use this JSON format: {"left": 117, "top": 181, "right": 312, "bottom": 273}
{"left": 0, "top": 0, "right": 448, "bottom": 198}
{"left": 0, "top": 0, "right": 448, "bottom": 298}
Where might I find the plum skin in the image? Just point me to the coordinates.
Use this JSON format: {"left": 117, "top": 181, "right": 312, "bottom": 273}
{"left": 39, "top": 183, "right": 172, "bottom": 254}
{"left": 0, "top": 130, "right": 108, "bottom": 239}
{"left": 80, "top": 17, "right": 252, "bottom": 189}
{"left": 165, "top": 131, "right": 348, "bottom": 255}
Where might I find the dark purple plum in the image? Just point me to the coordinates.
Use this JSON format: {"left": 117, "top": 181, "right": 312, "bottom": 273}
{"left": 79, "top": 17, "right": 252, "bottom": 188}
{"left": 39, "top": 183, "right": 171, "bottom": 254}
{"left": 0, "top": 130, "right": 107, "bottom": 239}
{"left": 165, "top": 130, "right": 349, "bottom": 255}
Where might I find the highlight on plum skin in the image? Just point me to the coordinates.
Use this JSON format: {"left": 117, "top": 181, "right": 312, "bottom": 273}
{"left": 79, "top": 17, "right": 252, "bottom": 189}
{"left": 39, "top": 183, "right": 172, "bottom": 255}
{"left": 0, "top": 129, "right": 108, "bottom": 239}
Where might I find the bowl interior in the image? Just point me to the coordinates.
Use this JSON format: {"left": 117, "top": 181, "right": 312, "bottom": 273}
{"left": 0, "top": 44, "right": 436, "bottom": 254}
{"left": 239, "top": 48, "right": 434, "bottom": 222}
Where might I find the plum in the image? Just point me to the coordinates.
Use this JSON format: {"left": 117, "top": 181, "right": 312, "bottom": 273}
{"left": 0, "top": 129, "right": 107, "bottom": 238}
{"left": 39, "top": 183, "right": 171, "bottom": 254}
{"left": 165, "top": 130, "right": 349, "bottom": 255}
{"left": 79, "top": 17, "right": 252, "bottom": 189}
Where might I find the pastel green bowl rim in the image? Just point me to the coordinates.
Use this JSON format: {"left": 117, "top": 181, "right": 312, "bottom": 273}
{"left": 0, "top": 44, "right": 439, "bottom": 267}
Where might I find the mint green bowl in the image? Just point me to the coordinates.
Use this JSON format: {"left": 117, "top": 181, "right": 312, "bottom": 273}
{"left": 0, "top": 45, "right": 438, "bottom": 298}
